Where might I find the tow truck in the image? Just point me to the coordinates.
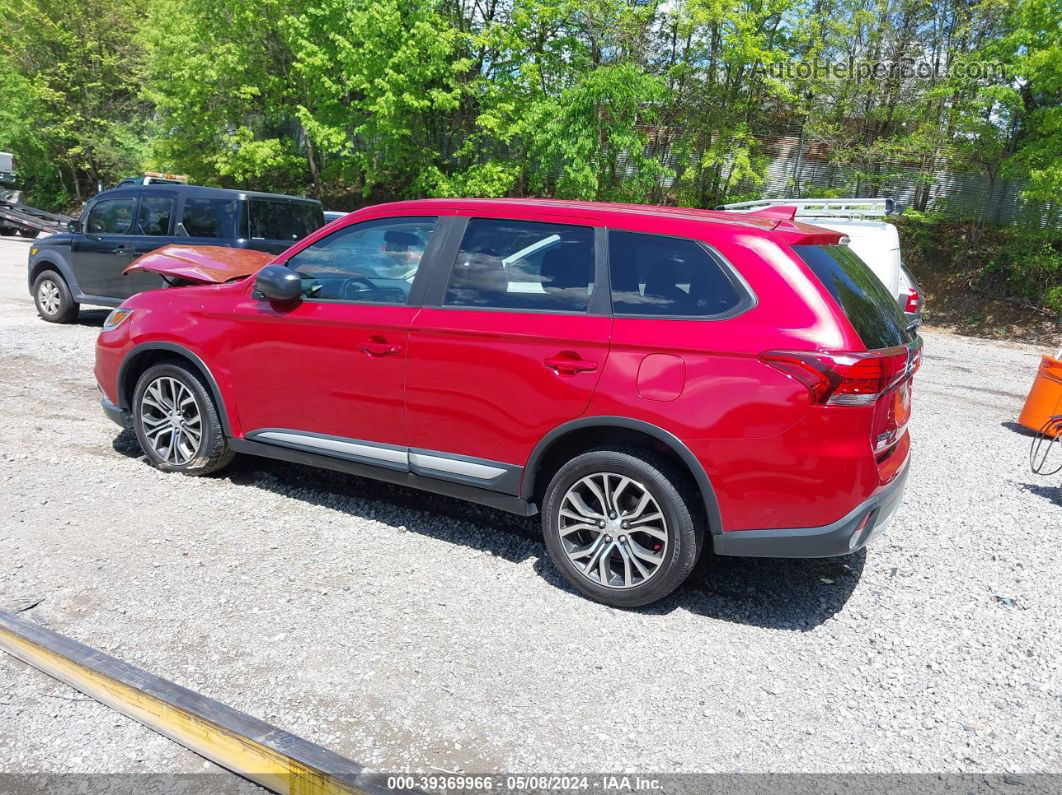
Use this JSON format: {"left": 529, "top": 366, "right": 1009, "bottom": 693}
{"left": 0, "top": 152, "right": 73, "bottom": 238}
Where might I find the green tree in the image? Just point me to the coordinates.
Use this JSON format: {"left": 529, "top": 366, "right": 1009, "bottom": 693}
{"left": 0, "top": 0, "right": 148, "bottom": 208}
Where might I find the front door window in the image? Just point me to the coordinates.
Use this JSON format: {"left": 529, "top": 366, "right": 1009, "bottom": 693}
{"left": 285, "top": 216, "right": 437, "bottom": 305}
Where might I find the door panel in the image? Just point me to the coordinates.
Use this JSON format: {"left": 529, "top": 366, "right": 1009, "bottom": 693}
{"left": 224, "top": 215, "right": 441, "bottom": 448}
{"left": 226, "top": 300, "right": 415, "bottom": 447}
{"left": 71, "top": 194, "right": 139, "bottom": 296}
{"left": 406, "top": 310, "right": 610, "bottom": 465}
{"left": 406, "top": 216, "right": 610, "bottom": 470}
{"left": 122, "top": 192, "right": 180, "bottom": 297}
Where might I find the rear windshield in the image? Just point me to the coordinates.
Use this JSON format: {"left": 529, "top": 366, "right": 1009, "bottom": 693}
{"left": 793, "top": 244, "right": 912, "bottom": 350}
{"left": 245, "top": 199, "right": 324, "bottom": 241}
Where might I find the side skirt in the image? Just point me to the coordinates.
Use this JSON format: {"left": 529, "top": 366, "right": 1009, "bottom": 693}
{"left": 227, "top": 438, "right": 538, "bottom": 517}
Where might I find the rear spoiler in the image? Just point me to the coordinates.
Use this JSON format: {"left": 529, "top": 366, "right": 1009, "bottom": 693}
{"left": 719, "top": 198, "right": 896, "bottom": 220}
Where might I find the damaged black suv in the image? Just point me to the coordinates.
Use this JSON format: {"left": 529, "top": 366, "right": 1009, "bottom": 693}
{"left": 27, "top": 184, "right": 324, "bottom": 323}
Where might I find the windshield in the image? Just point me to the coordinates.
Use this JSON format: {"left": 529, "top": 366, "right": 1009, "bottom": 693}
{"left": 245, "top": 199, "right": 324, "bottom": 241}
{"left": 793, "top": 244, "right": 913, "bottom": 350}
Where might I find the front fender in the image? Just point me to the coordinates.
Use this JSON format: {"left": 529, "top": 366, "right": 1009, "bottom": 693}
{"left": 28, "top": 248, "right": 81, "bottom": 298}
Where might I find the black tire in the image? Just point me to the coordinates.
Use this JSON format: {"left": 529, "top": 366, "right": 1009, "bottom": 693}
{"left": 0, "top": 227, "right": 15, "bottom": 236}
{"left": 132, "top": 363, "right": 234, "bottom": 475}
{"left": 32, "top": 270, "right": 79, "bottom": 323}
{"left": 18, "top": 227, "right": 38, "bottom": 239}
{"left": 541, "top": 447, "right": 702, "bottom": 607}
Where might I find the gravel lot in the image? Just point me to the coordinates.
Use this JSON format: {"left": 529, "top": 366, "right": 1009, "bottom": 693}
{"left": 0, "top": 235, "right": 1059, "bottom": 778}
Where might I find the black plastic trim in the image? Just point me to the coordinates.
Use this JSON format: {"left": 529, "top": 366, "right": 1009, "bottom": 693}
{"left": 712, "top": 460, "right": 910, "bottom": 558}
{"left": 420, "top": 216, "right": 469, "bottom": 307}
{"left": 117, "top": 342, "right": 232, "bottom": 435}
{"left": 73, "top": 294, "right": 123, "bottom": 308}
{"left": 241, "top": 429, "right": 523, "bottom": 495}
{"left": 100, "top": 395, "right": 130, "bottom": 429}
{"left": 245, "top": 429, "right": 408, "bottom": 472}
{"left": 521, "top": 416, "right": 724, "bottom": 535}
{"left": 228, "top": 438, "right": 536, "bottom": 516}
{"left": 408, "top": 447, "right": 522, "bottom": 493}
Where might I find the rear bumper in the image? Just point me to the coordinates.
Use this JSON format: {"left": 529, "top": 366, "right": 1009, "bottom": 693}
{"left": 712, "top": 459, "right": 909, "bottom": 558}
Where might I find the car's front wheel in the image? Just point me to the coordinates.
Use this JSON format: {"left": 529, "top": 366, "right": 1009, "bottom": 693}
{"left": 32, "top": 270, "right": 79, "bottom": 323}
{"left": 132, "top": 363, "right": 234, "bottom": 475}
{"left": 542, "top": 447, "right": 702, "bottom": 607}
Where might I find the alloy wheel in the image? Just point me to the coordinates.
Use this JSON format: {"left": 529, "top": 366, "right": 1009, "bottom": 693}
{"left": 37, "top": 280, "right": 60, "bottom": 316}
{"left": 558, "top": 472, "right": 669, "bottom": 589}
{"left": 139, "top": 376, "right": 203, "bottom": 465}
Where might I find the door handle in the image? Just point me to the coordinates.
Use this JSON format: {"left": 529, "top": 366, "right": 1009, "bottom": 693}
{"left": 358, "top": 337, "right": 401, "bottom": 357}
{"left": 543, "top": 354, "right": 598, "bottom": 375}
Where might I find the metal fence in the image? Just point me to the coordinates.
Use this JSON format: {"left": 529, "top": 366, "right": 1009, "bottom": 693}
{"left": 750, "top": 132, "right": 1058, "bottom": 228}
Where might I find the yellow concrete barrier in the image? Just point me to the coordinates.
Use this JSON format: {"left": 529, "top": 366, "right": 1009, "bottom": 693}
{"left": 0, "top": 610, "right": 411, "bottom": 795}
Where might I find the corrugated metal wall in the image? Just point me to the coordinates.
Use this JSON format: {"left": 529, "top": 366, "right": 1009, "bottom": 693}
{"left": 750, "top": 133, "right": 1058, "bottom": 227}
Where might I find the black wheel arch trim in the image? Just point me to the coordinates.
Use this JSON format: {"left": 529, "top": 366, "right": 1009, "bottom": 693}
{"left": 28, "top": 252, "right": 82, "bottom": 298}
{"left": 522, "top": 416, "right": 724, "bottom": 535}
{"left": 118, "top": 342, "right": 232, "bottom": 435}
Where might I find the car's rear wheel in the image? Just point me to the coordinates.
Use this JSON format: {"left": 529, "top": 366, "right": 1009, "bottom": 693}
{"left": 32, "top": 270, "right": 78, "bottom": 323}
{"left": 132, "top": 363, "right": 234, "bottom": 475}
{"left": 542, "top": 448, "right": 701, "bottom": 607}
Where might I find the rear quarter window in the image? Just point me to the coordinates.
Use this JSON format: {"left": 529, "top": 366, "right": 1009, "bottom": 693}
{"left": 246, "top": 199, "right": 324, "bottom": 241}
{"left": 609, "top": 231, "right": 744, "bottom": 317}
{"left": 792, "top": 244, "right": 912, "bottom": 350}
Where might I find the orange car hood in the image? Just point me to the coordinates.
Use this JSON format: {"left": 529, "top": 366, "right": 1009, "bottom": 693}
{"left": 124, "top": 245, "right": 274, "bottom": 284}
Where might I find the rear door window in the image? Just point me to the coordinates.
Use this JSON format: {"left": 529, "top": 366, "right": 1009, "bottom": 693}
{"left": 246, "top": 199, "right": 323, "bottom": 241}
{"left": 444, "top": 218, "right": 595, "bottom": 312}
{"left": 135, "top": 196, "right": 175, "bottom": 236}
{"left": 609, "top": 231, "right": 743, "bottom": 317}
{"left": 181, "top": 198, "right": 238, "bottom": 238}
{"left": 85, "top": 197, "right": 136, "bottom": 234}
{"left": 793, "top": 244, "right": 913, "bottom": 349}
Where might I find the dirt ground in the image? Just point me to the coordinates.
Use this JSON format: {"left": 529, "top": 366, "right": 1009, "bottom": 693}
{"left": 1, "top": 236, "right": 1059, "bottom": 781}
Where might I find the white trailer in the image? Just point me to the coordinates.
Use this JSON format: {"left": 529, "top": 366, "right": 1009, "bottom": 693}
{"left": 720, "top": 198, "right": 903, "bottom": 300}
{"left": 0, "top": 152, "right": 13, "bottom": 185}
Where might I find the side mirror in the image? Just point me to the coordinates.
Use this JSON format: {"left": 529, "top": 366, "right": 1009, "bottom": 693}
{"left": 254, "top": 265, "right": 302, "bottom": 303}
{"left": 67, "top": 220, "right": 82, "bottom": 234}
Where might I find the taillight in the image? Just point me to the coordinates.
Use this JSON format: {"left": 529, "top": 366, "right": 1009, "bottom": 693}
{"left": 760, "top": 348, "right": 914, "bottom": 406}
{"left": 904, "top": 289, "right": 920, "bottom": 314}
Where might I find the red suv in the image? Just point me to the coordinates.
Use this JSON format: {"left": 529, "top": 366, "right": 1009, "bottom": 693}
{"left": 95, "top": 199, "right": 919, "bottom": 607}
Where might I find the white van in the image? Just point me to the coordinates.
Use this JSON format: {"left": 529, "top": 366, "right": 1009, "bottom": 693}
{"left": 721, "top": 198, "right": 905, "bottom": 302}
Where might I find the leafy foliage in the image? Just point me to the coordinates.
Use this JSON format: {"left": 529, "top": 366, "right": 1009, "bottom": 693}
{"left": 0, "top": 0, "right": 149, "bottom": 206}
{"left": 899, "top": 210, "right": 1062, "bottom": 317}
{"left": 0, "top": 0, "right": 1058, "bottom": 252}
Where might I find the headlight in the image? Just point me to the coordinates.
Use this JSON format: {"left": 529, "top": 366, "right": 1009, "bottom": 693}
{"left": 102, "top": 308, "right": 134, "bottom": 331}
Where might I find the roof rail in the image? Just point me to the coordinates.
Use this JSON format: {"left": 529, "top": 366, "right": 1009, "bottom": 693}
{"left": 719, "top": 198, "right": 895, "bottom": 219}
